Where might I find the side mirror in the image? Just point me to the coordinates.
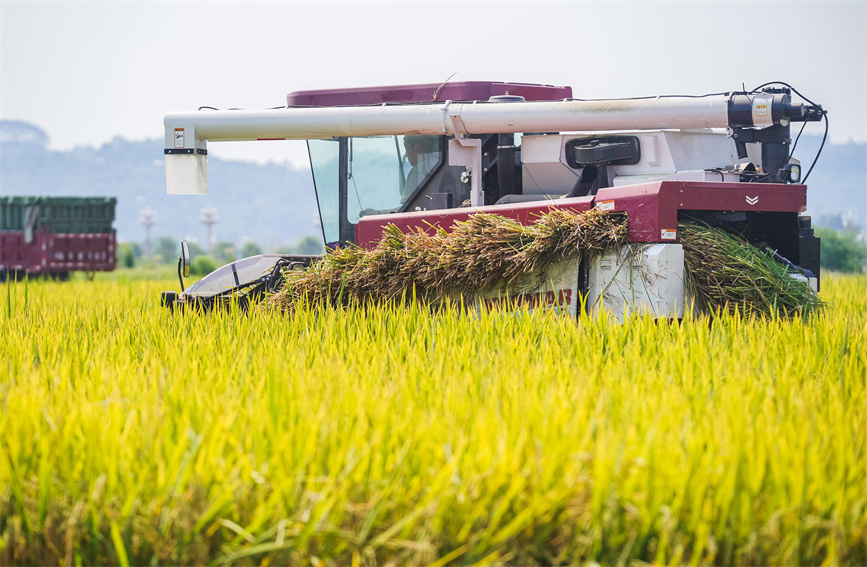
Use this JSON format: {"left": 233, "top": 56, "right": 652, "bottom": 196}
{"left": 180, "top": 240, "right": 191, "bottom": 278}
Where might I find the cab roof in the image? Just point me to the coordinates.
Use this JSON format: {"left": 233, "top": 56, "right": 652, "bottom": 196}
{"left": 286, "top": 81, "right": 572, "bottom": 107}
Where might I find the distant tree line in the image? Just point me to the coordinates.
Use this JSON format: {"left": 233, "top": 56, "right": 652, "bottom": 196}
{"left": 815, "top": 227, "right": 867, "bottom": 273}
{"left": 815, "top": 213, "right": 867, "bottom": 273}
{"left": 117, "top": 235, "right": 325, "bottom": 274}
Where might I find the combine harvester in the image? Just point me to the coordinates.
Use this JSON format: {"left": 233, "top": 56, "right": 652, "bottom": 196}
{"left": 160, "top": 81, "right": 825, "bottom": 317}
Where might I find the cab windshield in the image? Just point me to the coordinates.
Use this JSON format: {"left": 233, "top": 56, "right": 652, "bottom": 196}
{"left": 309, "top": 134, "right": 442, "bottom": 244}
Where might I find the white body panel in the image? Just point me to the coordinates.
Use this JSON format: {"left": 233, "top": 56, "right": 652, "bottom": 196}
{"left": 586, "top": 244, "right": 687, "bottom": 321}
{"left": 470, "top": 243, "right": 687, "bottom": 321}
{"left": 612, "top": 170, "right": 740, "bottom": 185}
{"left": 448, "top": 138, "right": 484, "bottom": 206}
{"left": 520, "top": 135, "right": 580, "bottom": 196}
{"left": 473, "top": 259, "right": 583, "bottom": 318}
{"left": 520, "top": 130, "right": 756, "bottom": 195}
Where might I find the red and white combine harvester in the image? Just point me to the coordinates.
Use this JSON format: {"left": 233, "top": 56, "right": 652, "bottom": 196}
{"left": 161, "top": 81, "right": 825, "bottom": 316}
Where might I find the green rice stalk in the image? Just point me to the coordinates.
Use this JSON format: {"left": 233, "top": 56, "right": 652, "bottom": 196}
{"left": 679, "top": 221, "right": 822, "bottom": 317}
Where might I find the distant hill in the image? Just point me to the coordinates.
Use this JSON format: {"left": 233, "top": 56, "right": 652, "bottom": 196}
{"left": 1, "top": 121, "right": 864, "bottom": 249}
{"left": 0, "top": 121, "right": 321, "bottom": 251}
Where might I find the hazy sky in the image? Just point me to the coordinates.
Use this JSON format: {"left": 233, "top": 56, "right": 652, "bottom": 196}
{"left": 2, "top": 1, "right": 865, "bottom": 168}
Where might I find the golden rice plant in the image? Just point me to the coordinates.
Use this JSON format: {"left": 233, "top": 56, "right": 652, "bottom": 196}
{"left": 0, "top": 273, "right": 864, "bottom": 566}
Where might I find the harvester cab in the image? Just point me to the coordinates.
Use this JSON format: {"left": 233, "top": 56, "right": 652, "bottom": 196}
{"left": 162, "top": 80, "right": 826, "bottom": 317}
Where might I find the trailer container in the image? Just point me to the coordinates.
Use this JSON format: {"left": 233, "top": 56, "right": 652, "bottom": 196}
{"left": 1, "top": 196, "right": 117, "bottom": 280}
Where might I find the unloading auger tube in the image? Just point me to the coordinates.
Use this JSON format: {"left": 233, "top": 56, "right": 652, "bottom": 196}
{"left": 163, "top": 90, "right": 819, "bottom": 195}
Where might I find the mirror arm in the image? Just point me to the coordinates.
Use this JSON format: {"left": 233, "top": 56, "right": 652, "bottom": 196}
{"left": 177, "top": 256, "right": 186, "bottom": 292}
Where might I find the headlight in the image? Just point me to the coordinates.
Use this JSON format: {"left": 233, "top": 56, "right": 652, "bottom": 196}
{"left": 782, "top": 162, "right": 801, "bottom": 183}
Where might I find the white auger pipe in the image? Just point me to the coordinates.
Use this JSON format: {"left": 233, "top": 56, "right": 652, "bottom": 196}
{"left": 165, "top": 93, "right": 786, "bottom": 195}
{"left": 164, "top": 96, "right": 733, "bottom": 146}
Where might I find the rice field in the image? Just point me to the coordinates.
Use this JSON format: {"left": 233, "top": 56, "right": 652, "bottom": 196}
{"left": 1, "top": 273, "right": 865, "bottom": 566}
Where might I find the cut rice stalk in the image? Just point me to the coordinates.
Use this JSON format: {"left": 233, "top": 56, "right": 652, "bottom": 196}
{"left": 679, "top": 221, "right": 821, "bottom": 317}
{"left": 268, "top": 211, "right": 821, "bottom": 318}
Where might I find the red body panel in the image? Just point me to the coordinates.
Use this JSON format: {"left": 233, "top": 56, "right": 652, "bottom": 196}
{"left": 355, "top": 181, "right": 807, "bottom": 248}
{"left": 0, "top": 230, "right": 116, "bottom": 273}
{"left": 355, "top": 197, "right": 595, "bottom": 249}
{"left": 596, "top": 181, "right": 806, "bottom": 242}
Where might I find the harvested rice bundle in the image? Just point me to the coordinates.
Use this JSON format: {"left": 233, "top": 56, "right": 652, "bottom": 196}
{"left": 268, "top": 210, "right": 820, "bottom": 318}
{"left": 517, "top": 208, "right": 628, "bottom": 274}
{"left": 679, "top": 221, "right": 821, "bottom": 316}
{"left": 269, "top": 208, "right": 628, "bottom": 312}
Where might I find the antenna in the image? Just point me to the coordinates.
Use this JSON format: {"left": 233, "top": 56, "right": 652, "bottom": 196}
{"left": 432, "top": 72, "right": 458, "bottom": 101}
